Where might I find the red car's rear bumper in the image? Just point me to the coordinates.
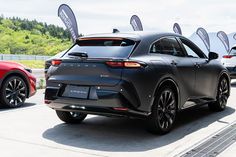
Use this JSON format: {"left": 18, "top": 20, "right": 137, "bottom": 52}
{"left": 28, "top": 74, "right": 37, "bottom": 97}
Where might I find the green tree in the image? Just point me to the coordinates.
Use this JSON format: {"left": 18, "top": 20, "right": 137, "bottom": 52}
{"left": 0, "top": 16, "right": 75, "bottom": 56}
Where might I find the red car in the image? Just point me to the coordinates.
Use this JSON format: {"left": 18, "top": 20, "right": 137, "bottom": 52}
{"left": 0, "top": 61, "right": 36, "bottom": 108}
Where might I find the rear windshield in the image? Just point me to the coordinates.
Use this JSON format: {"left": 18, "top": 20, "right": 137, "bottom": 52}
{"left": 64, "top": 38, "right": 136, "bottom": 59}
{"left": 230, "top": 47, "right": 236, "bottom": 55}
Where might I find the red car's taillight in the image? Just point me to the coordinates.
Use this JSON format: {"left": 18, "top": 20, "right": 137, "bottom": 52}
{"left": 223, "top": 55, "right": 233, "bottom": 59}
{"left": 51, "top": 59, "right": 62, "bottom": 66}
{"left": 106, "top": 61, "right": 143, "bottom": 68}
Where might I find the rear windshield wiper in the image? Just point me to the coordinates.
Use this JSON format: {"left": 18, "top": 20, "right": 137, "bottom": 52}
{"left": 68, "top": 52, "right": 88, "bottom": 58}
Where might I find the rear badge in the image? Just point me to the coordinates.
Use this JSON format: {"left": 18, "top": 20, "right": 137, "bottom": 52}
{"left": 70, "top": 90, "right": 87, "bottom": 94}
{"left": 100, "top": 74, "right": 109, "bottom": 78}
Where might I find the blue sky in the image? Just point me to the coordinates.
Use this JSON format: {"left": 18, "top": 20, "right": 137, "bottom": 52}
{"left": 0, "top": 0, "right": 236, "bottom": 36}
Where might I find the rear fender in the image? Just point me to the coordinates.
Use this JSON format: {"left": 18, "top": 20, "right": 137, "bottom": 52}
{"left": 152, "top": 77, "right": 181, "bottom": 111}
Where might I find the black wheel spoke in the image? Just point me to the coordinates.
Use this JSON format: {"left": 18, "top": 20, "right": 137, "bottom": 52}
{"left": 4, "top": 78, "right": 27, "bottom": 107}
{"left": 6, "top": 87, "right": 12, "bottom": 92}
{"left": 158, "top": 112, "right": 164, "bottom": 120}
{"left": 8, "top": 81, "right": 13, "bottom": 90}
{"left": 164, "top": 121, "right": 168, "bottom": 129}
{"left": 160, "top": 95, "right": 165, "bottom": 107}
{"left": 69, "top": 112, "right": 81, "bottom": 118}
{"left": 222, "top": 89, "right": 228, "bottom": 94}
{"left": 6, "top": 93, "right": 12, "bottom": 99}
{"left": 14, "top": 79, "right": 17, "bottom": 89}
{"left": 156, "top": 89, "right": 176, "bottom": 130}
{"left": 166, "top": 92, "right": 172, "bottom": 104}
{"left": 218, "top": 78, "right": 229, "bottom": 108}
{"left": 165, "top": 113, "right": 173, "bottom": 125}
{"left": 163, "top": 92, "right": 168, "bottom": 104}
{"left": 19, "top": 86, "right": 25, "bottom": 91}
{"left": 166, "top": 99, "right": 175, "bottom": 109}
{"left": 160, "top": 119, "right": 165, "bottom": 128}
{"left": 18, "top": 92, "right": 26, "bottom": 97}
{"left": 16, "top": 81, "right": 22, "bottom": 90}
{"left": 17, "top": 96, "right": 23, "bottom": 103}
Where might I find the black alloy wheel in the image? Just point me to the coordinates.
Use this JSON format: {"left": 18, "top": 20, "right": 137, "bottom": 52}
{"left": 0, "top": 76, "right": 27, "bottom": 108}
{"left": 147, "top": 86, "right": 177, "bottom": 134}
{"left": 209, "top": 77, "right": 229, "bottom": 111}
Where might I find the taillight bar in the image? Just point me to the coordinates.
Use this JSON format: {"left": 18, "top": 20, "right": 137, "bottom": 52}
{"left": 51, "top": 59, "right": 62, "bottom": 66}
{"left": 106, "top": 61, "right": 145, "bottom": 68}
{"left": 105, "top": 61, "right": 124, "bottom": 67}
{"left": 223, "top": 55, "right": 233, "bottom": 59}
{"left": 124, "top": 62, "right": 142, "bottom": 68}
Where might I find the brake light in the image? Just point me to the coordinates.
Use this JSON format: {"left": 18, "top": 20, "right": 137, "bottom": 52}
{"left": 223, "top": 55, "right": 233, "bottom": 59}
{"left": 105, "top": 61, "right": 124, "bottom": 67}
{"left": 106, "top": 61, "right": 143, "bottom": 68}
{"left": 51, "top": 59, "right": 62, "bottom": 66}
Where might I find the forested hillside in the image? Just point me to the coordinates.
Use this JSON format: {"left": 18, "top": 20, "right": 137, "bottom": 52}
{"left": 0, "top": 16, "right": 73, "bottom": 56}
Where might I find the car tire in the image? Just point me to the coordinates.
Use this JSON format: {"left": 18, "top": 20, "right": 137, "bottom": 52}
{"left": 147, "top": 85, "right": 177, "bottom": 134}
{"left": 0, "top": 76, "right": 27, "bottom": 108}
{"left": 208, "top": 77, "right": 229, "bottom": 111}
{"left": 56, "top": 110, "right": 87, "bottom": 124}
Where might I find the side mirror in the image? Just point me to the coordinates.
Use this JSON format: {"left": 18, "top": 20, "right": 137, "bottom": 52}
{"left": 208, "top": 52, "right": 218, "bottom": 61}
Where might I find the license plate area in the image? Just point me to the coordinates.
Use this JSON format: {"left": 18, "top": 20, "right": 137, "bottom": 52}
{"left": 62, "top": 85, "right": 90, "bottom": 99}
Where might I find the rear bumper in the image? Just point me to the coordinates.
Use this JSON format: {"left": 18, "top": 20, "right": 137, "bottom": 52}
{"left": 46, "top": 102, "right": 149, "bottom": 118}
{"left": 45, "top": 84, "right": 150, "bottom": 118}
{"left": 28, "top": 74, "right": 37, "bottom": 97}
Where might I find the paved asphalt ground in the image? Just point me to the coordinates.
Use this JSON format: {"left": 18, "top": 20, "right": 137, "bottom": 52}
{"left": 0, "top": 81, "right": 236, "bottom": 157}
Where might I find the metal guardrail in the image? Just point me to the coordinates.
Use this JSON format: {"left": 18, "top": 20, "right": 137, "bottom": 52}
{"left": 0, "top": 54, "right": 51, "bottom": 60}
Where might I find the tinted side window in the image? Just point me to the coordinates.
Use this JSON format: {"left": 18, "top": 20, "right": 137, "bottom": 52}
{"left": 180, "top": 38, "right": 206, "bottom": 58}
{"left": 150, "top": 37, "right": 183, "bottom": 56}
{"left": 150, "top": 40, "right": 162, "bottom": 54}
{"left": 161, "top": 38, "right": 183, "bottom": 56}
{"left": 182, "top": 43, "right": 200, "bottom": 58}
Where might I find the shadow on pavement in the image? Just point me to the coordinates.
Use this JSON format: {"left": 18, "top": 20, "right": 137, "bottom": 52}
{"left": 0, "top": 103, "right": 36, "bottom": 112}
{"left": 43, "top": 106, "right": 235, "bottom": 152}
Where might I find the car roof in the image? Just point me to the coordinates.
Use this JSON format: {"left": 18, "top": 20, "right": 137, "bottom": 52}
{"left": 77, "top": 31, "right": 198, "bottom": 57}
{"left": 79, "top": 31, "right": 183, "bottom": 41}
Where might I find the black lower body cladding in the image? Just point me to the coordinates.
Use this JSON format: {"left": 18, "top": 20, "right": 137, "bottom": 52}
{"left": 45, "top": 80, "right": 150, "bottom": 118}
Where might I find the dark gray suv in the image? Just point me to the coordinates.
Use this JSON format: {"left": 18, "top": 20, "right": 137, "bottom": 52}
{"left": 45, "top": 32, "right": 230, "bottom": 134}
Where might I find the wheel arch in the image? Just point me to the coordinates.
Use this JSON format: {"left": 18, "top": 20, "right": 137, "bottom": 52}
{"left": 218, "top": 71, "right": 231, "bottom": 97}
{"left": 153, "top": 78, "right": 181, "bottom": 110}
{"left": 0, "top": 70, "right": 30, "bottom": 98}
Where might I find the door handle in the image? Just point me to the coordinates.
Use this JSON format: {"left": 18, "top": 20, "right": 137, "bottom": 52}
{"left": 195, "top": 63, "right": 200, "bottom": 68}
{"left": 171, "top": 60, "right": 177, "bottom": 66}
